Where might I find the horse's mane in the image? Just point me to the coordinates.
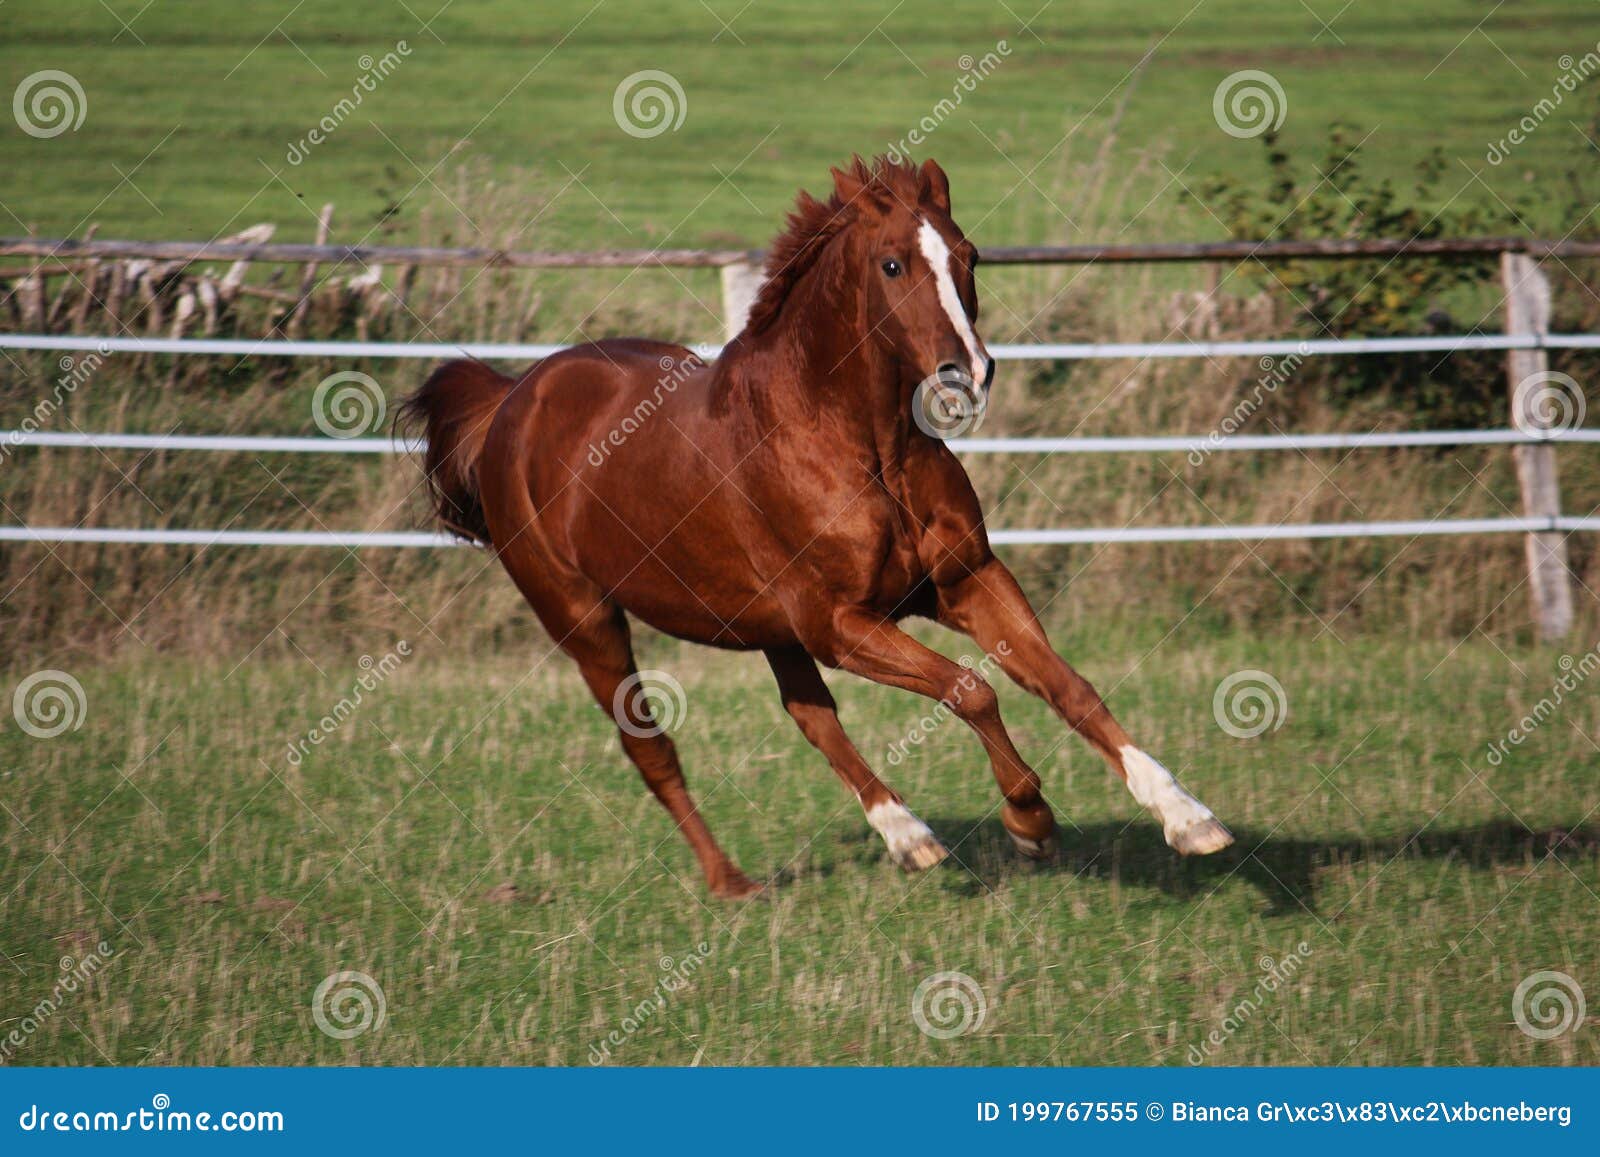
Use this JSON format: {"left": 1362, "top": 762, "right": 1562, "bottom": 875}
{"left": 743, "top": 155, "right": 930, "bottom": 337}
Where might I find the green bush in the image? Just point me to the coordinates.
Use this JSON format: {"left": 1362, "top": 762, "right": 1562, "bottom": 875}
{"left": 1190, "top": 125, "right": 1523, "bottom": 430}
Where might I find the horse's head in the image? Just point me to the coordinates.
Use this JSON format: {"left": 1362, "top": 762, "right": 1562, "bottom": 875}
{"left": 745, "top": 156, "right": 995, "bottom": 418}
{"left": 832, "top": 157, "right": 995, "bottom": 401}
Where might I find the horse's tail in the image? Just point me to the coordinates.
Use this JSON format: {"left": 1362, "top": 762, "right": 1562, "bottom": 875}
{"left": 397, "top": 359, "right": 515, "bottom": 545}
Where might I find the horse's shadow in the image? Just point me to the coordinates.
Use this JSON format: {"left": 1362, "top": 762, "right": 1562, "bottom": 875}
{"left": 895, "top": 816, "right": 1600, "bottom": 914}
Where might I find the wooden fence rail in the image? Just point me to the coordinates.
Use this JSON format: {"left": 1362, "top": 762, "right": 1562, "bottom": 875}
{"left": 5, "top": 234, "right": 1600, "bottom": 268}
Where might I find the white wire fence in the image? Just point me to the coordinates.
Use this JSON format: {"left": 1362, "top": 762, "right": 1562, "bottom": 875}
{"left": 5, "top": 233, "right": 1590, "bottom": 633}
{"left": 4, "top": 517, "right": 1598, "bottom": 550}
{"left": 1, "top": 330, "right": 1594, "bottom": 551}
{"left": 4, "top": 331, "right": 1600, "bottom": 362}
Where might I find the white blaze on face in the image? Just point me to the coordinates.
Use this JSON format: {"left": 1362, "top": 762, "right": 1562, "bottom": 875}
{"left": 916, "top": 218, "right": 986, "bottom": 386}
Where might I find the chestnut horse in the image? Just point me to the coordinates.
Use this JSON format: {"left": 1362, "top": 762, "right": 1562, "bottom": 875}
{"left": 401, "top": 156, "right": 1231, "bottom": 897}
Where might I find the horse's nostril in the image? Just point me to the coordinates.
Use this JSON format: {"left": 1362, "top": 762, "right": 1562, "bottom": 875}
{"left": 937, "top": 362, "right": 965, "bottom": 382}
{"left": 981, "top": 356, "right": 996, "bottom": 389}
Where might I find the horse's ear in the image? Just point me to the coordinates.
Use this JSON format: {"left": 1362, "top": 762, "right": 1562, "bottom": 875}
{"left": 918, "top": 158, "right": 951, "bottom": 212}
{"left": 830, "top": 156, "right": 870, "bottom": 204}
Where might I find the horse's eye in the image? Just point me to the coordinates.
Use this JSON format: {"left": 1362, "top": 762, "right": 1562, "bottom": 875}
{"left": 881, "top": 258, "right": 902, "bottom": 278}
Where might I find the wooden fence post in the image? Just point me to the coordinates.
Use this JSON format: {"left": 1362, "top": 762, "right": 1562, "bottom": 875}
{"left": 719, "top": 260, "right": 763, "bottom": 344}
{"left": 286, "top": 204, "right": 333, "bottom": 338}
{"left": 1502, "top": 251, "right": 1575, "bottom": 642}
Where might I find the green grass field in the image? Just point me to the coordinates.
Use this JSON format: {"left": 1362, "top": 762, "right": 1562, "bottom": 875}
{"left": 3, "top": 1, "right": 1595, "bottom": 248}
{"left": 5, "top": 0, "right": 1600, "bottom": 1070}
{"left": 3, "top": 627, "right": 1596, "bottom": 1065}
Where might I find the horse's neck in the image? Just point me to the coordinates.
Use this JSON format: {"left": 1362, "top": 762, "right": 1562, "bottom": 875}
{"left": 716, "top": 301, "right": 918, "bottom": 543}
{"left": 730, "top": 268, "right": 907, "bottom": 451}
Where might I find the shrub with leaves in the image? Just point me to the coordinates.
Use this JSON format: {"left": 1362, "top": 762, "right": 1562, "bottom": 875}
{"left": 1190, "top": 124, "right": 1523, "bottom": 429}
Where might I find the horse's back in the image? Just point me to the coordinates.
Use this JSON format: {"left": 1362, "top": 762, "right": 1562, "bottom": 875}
{"left": 490, "top": 338, "right": 793, "bottom": 647}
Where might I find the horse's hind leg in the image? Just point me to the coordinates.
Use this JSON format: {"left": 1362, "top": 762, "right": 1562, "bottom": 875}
{"left": 547, "top": 596, "right": 761, "bottom": 899}
{"left": 765, "top": 646, "right": 947, "bottom": 871}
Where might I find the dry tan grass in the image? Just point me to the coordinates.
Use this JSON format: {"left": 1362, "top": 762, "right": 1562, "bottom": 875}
{"left": 2, "top": 149, "right": 1597, "bottom": 666}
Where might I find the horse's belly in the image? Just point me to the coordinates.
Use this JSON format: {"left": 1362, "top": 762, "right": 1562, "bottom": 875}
{"left": 605, "top": 556, "right": 796, "bottom": 650}
{"left": 567, "top": 504, "right": 797, "bottom": 649}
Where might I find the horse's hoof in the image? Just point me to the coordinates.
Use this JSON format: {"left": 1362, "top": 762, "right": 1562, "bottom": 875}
{"left": 891, "top": 835, "right": 949, "bottom": 872}
{"left": 1168, "top": 816, "right": 1234, "bottom": 856}
{"left": 868, "top": 801, "right": 948, "bottom": 872}
{"left": 1008, "top": 829, "right": 1058, "bottom": 861}
{"left": 1001, "top": 801, "right": 1058, "bottom": 861}
{"left": 709, "top": 871, "right": 766, "bottom": 900}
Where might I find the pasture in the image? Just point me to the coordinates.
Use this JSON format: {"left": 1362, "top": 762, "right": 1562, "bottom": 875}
{"left": 2, "top": 627, "right": 1597, "bottom": 1065}
{"left": 4, "top": 0, "right": 1600, "bottom": 1073}
{"left": 2, "top": 0, "right": 1594, "bottom": 244}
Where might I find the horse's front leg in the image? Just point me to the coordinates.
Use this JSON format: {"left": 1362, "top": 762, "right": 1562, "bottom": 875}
{"left": 936, "top": 557, "right": 1233, "bottom": 856}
